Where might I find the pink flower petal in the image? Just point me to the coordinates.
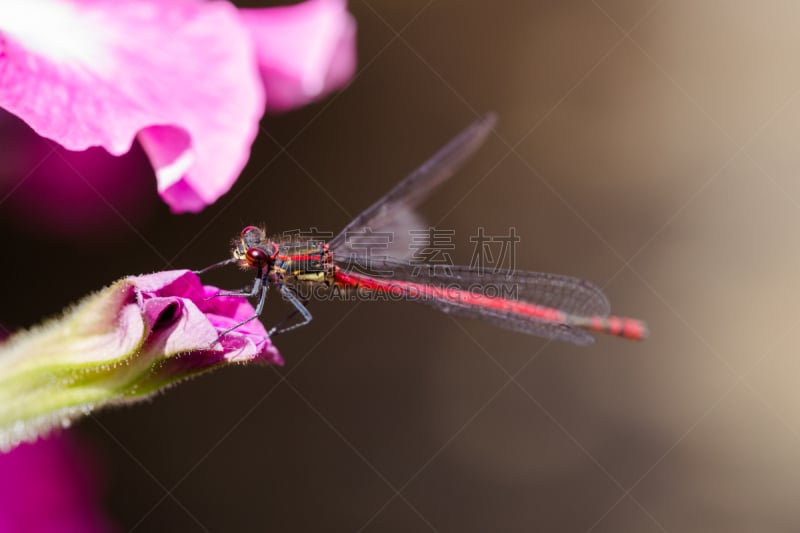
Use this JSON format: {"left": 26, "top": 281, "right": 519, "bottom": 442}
{"left": 240, "top": 0, "right": 357, "bottom": 112}
{"left": 0, "top": 0, "right": 265, "bottom": 213}
{"left": 131, "top": 269, "right": 283, "bottom": 366}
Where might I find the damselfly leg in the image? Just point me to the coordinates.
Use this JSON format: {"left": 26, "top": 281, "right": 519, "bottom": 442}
{"left": 193, "top": 258, "right": 237, "bottom": 275}
{"left": 215, "top": 275, "right": 270, "bottom": 338}
{"left": 269, "top": 285, "right": 313, "bottom": 336}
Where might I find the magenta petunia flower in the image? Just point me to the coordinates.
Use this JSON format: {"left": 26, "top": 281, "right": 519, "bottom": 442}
{"left": 0, "top": 0, "right": 356, "bottom": 213}
{"left": 0, "top": 434, "right": 118, "bottom": 532}
{"left": 0, "top": 270, "right": 281, "bottom": 452}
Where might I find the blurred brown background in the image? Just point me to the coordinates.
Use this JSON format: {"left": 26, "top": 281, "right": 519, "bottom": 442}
{"left": 3, "top": 0, "right": 800, "bottom": 531}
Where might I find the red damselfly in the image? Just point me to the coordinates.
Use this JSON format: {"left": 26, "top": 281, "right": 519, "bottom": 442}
{"left": 198, "top": 114, "right": 648, "bottom": 345}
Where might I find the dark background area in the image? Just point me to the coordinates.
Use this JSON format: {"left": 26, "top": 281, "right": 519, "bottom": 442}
{"left": 4, "top": 1, "right": 800, "bottom": 531}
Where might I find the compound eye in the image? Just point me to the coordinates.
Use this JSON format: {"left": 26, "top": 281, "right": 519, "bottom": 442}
{"left": 245, "top": 247, "right": 269, "bottom": 268}
{"left": 240, "top": 225, "right": 261, "bottom": 239}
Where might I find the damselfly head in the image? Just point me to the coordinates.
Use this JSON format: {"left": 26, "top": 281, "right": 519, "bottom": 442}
{"left": 232, "top": 226, "right": 270, "bottom": 269}
{"left": 239, "top": 225, "right": 265, "bottom": 244}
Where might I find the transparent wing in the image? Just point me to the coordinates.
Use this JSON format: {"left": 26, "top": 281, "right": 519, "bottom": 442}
{"left": 329, "top": 113, "right": 497, "bottom": 256}
{"left": 335, "top": 257, "right": 610, "bottom": 345}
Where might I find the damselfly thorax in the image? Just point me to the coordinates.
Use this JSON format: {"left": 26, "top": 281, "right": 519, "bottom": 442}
{"left": 233, "top": 226, "right": 336, "bottom": 287}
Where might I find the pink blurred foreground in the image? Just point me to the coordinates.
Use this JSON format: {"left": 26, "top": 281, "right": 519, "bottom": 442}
{"left": 0, "top": 435, "right": 117, "bottom": 533}
{"left": 0, "top": 0, "right": 356, "bottom": 213}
